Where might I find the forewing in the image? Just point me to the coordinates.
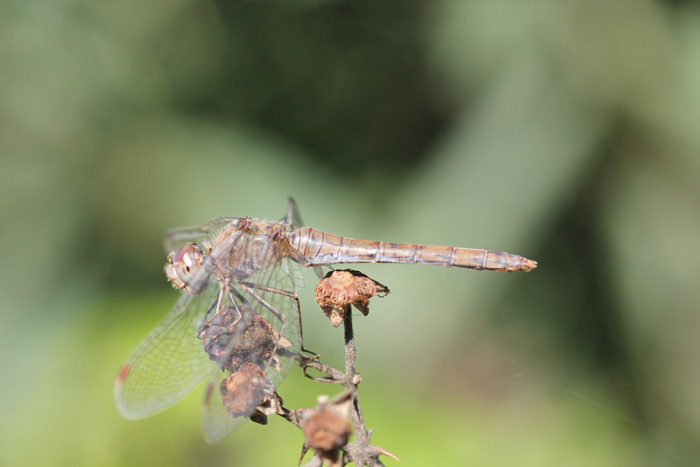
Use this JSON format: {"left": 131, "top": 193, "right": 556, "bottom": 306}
{"left": 163, "top": 217, "right": 236, "bottom": 254}
{"left": 114, "top": 279, "right": 219, "bottom": 419}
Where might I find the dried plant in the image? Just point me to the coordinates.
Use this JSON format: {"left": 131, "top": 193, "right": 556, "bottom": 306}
{"left": 201, "top": 269, "right": 397, "bottom": 466}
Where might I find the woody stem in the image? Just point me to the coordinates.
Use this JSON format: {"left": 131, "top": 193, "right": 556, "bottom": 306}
{"left": 343, "top": 307, "right": 371, "bottom": 466}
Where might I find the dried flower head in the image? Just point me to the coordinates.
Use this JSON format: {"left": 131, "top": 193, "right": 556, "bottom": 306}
{"left": 314, "top": 270, "right": 389, "bottom": 327}
{"left": 301, "top": 391, "right": 354, "bottom": 467}
{"left": 220, "top": 362, "right": 281, "bottom": 424}
{"left": 200, "top": 303, "right": 292, "bottom": 373}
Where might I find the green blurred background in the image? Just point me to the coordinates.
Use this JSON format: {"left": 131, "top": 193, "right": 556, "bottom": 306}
{"left": 3, "top": 0, "right": 700, "bottom": 465}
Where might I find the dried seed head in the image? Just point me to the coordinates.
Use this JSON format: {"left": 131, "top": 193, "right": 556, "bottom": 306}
{"left": 220, "top": 363, "right": 275, "bottom": 419}
{"left": 200, "top": 304, "right": 292, "bottom": 373}
{"left": 301, "top": 389, "right": 354, "bottom": 463}
{"left": 303, "top": 407, "right": 352, "bottom": 452}
{"left": 314, "top": 270, "right": 389, "bottom": 327}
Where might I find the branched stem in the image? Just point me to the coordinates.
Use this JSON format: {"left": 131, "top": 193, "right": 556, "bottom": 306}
{"left": 279, "top": 308, "right": 389, "bottom": 466}
{"left": 278, "top": 267, "right": 397, "bottom": 466}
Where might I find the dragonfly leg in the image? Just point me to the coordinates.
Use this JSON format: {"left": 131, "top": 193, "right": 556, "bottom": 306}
{"left": 197, "top": 301, "right": 219, "bottom": 335}
{"left": 199, "top": 278, "right": 243, "bottom": 335}
{"left": 201, "top": 283, "right": 252, "bottom": 343}
{"left": 239, "top": 282, "right": 288, "bottom": 372}
{"left": 198, "top": 280, "right": 228, "bottom": 333}
{"left": 238, "top": 281, "right": 313, "bottom": 355}
{"left": 225, "top": 285, "right": 243, "bottom": 326}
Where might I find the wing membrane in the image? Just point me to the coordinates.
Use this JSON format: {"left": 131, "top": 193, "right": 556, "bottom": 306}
{"left": 201, "top": 371, "right": 249, "bottom": 443}
{"left": 163, "top": 217, "right": 236, "bottom": 254}
{"left": 283, "top": 198, "right": 323, "bottom": 280}
{"left": 283, "top": 197, "right": 302, "bottom": 228}
{"left": 241, "top": 258, "right": 303, "bottom": 387}
{"left": 114, "top": 280, "right": 219, "bottom": 419}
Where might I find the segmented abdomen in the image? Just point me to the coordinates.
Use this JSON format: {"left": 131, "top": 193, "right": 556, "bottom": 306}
{"left": 288, "top": 227, "right": 537, "bottom": 272}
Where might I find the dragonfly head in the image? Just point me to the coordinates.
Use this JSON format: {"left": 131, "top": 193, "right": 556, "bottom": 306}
{"left": 165, "top": 243, "right": 206, "bottom": 295}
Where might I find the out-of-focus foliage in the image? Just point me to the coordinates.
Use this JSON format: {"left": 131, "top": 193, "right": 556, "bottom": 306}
{"left": 2, "top": 0, "right": 700, "bottom": 465}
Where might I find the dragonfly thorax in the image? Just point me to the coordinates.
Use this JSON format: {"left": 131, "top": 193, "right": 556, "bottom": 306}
{"left": 165, "top": 242, "right": 207, "bottom": 295}
{"left": 214, "top": 220, "right": 295, "bottom": 280}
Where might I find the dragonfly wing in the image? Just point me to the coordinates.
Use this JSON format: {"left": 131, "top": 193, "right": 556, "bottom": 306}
{"left": 283, "top": 197, "right": 302, "bottom": 228}
{"left": 163, "top": 217, "right": 236, "bottom": 254}
{"left": 201, "top": 371, "right": 249, "bottom": 444}
{"left": 197, "top": 256, "right": 303, "bottom": 441}
{"left": 282, "top": 199, "right": 324, "bottom": 280}
{"left": 238, "top": 256, "right": 303, "bottom": 388}
{"left": 114, "top": 278, "right": 220, "bottom": 419}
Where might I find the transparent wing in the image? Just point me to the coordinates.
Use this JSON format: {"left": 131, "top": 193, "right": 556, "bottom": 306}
{"left": 114, "top": 278, "right": 220, "bottom": 419}
{"left": 282, "top": 198, "right": 324, "bottom": 280}
{"left": 193, "top": 231, "right": 304, "bottom": 439}
{"left": 209, "top": 228, "right": 303, "bottom": 378}
{"left": 283, "top": 197, "right": 303, "bottom": 228}
{"left": 240, "top": 255, "right": 303, "bottom": 388}
{"left": 163, "top": 217, "right": 236, "bottom": 254}
{"left": 201, "top": 371, "right": 249, "bottom": 444}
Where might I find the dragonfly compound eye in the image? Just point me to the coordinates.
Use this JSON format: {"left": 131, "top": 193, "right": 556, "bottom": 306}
{"left": 165, "top": 243, "right": 205, "bottom": 294}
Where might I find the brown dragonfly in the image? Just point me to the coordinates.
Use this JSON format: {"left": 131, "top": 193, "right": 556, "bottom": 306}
{"left": 114, "top": 199, "right": 536, "bottom": 442}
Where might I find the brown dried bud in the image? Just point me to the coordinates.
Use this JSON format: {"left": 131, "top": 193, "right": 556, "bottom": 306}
{"left": 314, "top": 270, "right": 389, "bottom": 327}
{"left": 301, "top": 390, "right": 354, "bottom": 466}
{"left": 200, "top": 304, "right": 293, "bottom": 373}
{"left": 220, "top": 363, "right": 275, "bottom": 419}
{"left": 303, "top": 407, "right": 352, "bottom": 452}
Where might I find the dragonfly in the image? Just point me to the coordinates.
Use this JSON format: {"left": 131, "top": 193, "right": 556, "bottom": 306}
{"left": 114, "top": 198, "right": 537, "bottom": 443}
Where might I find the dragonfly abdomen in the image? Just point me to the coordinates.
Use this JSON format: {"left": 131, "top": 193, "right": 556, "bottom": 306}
{"left": 289, "top": 228, "right": 537, "bottom": 272}
{"left": 450, "top": 247, "right": 537, "bottom": 272}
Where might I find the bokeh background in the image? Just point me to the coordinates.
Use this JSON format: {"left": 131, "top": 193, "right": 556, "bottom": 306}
{"left": 3, "top": 0, "right": 700, "bottom": 465}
